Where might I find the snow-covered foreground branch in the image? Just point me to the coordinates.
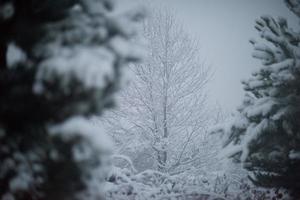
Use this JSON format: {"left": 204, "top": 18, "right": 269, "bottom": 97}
{"left": 103, "top": 165, "right": 285, "bottom": 200}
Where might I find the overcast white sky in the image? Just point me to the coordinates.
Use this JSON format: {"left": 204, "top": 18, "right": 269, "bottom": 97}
{"left": 118, "top": 0, "right": 299, "bottom": 112}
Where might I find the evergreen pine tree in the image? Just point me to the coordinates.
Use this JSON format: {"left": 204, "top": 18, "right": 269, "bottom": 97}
{"left": 216, "top": 0, "right": 300, "bottom": 198}
{"left": 0, "top": 0, "right": 143, "bottom": 199}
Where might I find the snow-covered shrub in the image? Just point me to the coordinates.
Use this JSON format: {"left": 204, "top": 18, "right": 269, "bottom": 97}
{"left": 0, "top": 0, "right": 143, "bottom": 199}
{"left": 104, "top": 162, "right": 284, "bottom": 200}
{"left": 105, "top": 166, "right": 226, "bottom": 200}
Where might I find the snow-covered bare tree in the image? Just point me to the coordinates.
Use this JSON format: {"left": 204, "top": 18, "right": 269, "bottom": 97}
{"left": 103, "top": 10, "right": 215, "bottom": 174}
{"left": 214, "top": 0, "right": 300, "bottom": 198}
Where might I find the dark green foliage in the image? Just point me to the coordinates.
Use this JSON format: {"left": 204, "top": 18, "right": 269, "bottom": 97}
{"left": 0, "top": 0, "right": 142, "bottom": 199}
{"left": 218, "top": 1, "right": 300, "bottom": 198}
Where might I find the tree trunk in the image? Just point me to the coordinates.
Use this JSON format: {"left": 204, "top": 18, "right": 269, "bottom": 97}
{"left": 0, "top": 42, "right": 7, "bottom": 69}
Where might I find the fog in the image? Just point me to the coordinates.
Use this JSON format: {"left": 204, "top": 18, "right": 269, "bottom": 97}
{"left": 119, "top": 0, "right": 299, "bottom": 111}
